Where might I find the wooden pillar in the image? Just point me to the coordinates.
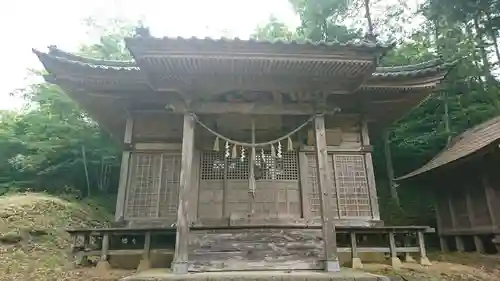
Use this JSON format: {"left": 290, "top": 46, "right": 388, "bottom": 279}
{"left": 439, "top": 236, "right": 449, "bottom": 252}
{"left": 465, "top": 188, "right": 476, "bottom": 228}
{"left": 434, "top": 193, "right": 448, "bottom": 252}
{"left": 115, "top": 116, "right": 134, "bottom": 221}
{"left": 350, "top": 231, "right": 363, "bottom": 269}
{"left": 418, "top": 231, "right": 432, "bottom": 266}
{"left": 455, "top": 236, "right": 465, "bottom": 252}
{"left": 97, "top": 234, "right": 111, "bottom": 271}
{"left": 404, "top": 234, "right": 416, "bottom": 263}
{"left": 388, "top": 231, "right": 402, "bottom": 268}
{"left": 361, "top": 120, "right": 380, "bottom": 220}
{"left": 248, "top": 117, "right": 256, "bottom": 214}
{"left": 138, "top": 232, "right": 152, "bottom": 271}
{"left": 473, "top": 236, "right": 485, "bottom": 253}
{"left": 481, "top": 172, "right": 497, "bottom": 227}
{"left": 314, "top": 114, "right": 340, "bottom": 272}
{"left": 172, "top": 113, "right": 195, "bottom": 274}
{"left": 383, "top": 129, "right": 399, "bottom": 206}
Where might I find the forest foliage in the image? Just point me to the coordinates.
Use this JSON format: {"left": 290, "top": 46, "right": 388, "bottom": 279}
{"left": 2, "top": 1, "right": 500, "bottom": 223}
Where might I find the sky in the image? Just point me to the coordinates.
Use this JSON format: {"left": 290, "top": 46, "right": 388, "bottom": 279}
{"left": 0, "top": 0, "right": 300, "bottom": 110}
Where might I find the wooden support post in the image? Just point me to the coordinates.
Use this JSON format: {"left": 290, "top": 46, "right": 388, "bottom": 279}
{"left": 388, "top": 231, "right": 402, "bottom": 269}
{"left": 434, "top": 193, "right": 448, "bottom": 252}
{"left": 383, "top": 129, "right": 399, "bottom": 206}
{"left": 482, "top": 172, "right": 497, "bottom": 226}
{"left": 404, "top": 234, "right": 416, "bottom": 263}
{"left": 439, "top": 236, "right": 449, "bottom": 252}
{"left": 361, "top": 120, "right": 380, "bottom": 220}
{"left": 455, "top": 236, "right": 465, "bottom": 252}
{"left": 172, "top": 113, "right": 195, "bottom": 274}
{"left": 314, "top": 114, "right": 340, "bottom": 272}
{"left": 465, "top": 188, "right": 476, "bottom": 228}
{"left": 350, "top": 232, "right": 363, "bottom": 269}
{"left": 473, "top": 236, "right": 485, "bottom": 253}
{"left": 418, "top": 231, "right": 431, "bottom": 266}
{"left": 115, "top": 116, "right": 134, "bottom": 221}
{"left": 97, "top": 234, "right": 111, "bottom": 271}
{"left": 138, "top": 232, "right": 152, "bottom": 271}
{"left": 248, "top": 117, "right": 256, "bottom": 214}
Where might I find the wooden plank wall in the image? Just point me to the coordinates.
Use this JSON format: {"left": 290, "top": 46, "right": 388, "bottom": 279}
{"left": 188, "top": 228, "right": 324, "bottom": 271}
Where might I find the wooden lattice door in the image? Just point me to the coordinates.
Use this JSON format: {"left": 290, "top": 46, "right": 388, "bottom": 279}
{"left": 302, "top": 153, "right": 373, "bottom": 219}
{"left": 125, "top": 152, "right": 181, "bottom": 222}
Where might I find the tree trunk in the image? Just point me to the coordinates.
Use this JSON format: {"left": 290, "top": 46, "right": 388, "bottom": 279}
{"left": 474, "top": 16, "right": 500, "bottom": 112}
{"left": 485, "top": 10, "right": 500, "bottom": 64}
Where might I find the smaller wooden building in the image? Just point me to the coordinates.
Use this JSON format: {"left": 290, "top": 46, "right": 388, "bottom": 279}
{"left": 398, "top": 116, "right": 500, "bottom": 253}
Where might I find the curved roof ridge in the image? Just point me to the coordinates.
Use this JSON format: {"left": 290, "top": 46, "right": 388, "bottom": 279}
{"left": 373, "top": 59, "right": 458, "bottom": 78}
{"left": 45, "top": 46, "right": 137, "bottom": 67}
{"left": 375, "top": 58, "right": 443, "bottom": 73}
{"left": 33, "top": 48, "right": 140, "bottom": 71}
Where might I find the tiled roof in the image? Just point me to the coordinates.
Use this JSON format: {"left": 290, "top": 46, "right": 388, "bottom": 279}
{"left": 397, "top": 115, "right": 500, "bottom": 180}
{"left": 33, "top": 47, "right": 454, "bottom": 79}
{"left": 127, "top": 35, "right": 392, "bottom": 49}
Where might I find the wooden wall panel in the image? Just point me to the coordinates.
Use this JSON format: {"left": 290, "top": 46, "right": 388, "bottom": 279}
{"left": 198, "top": 181, "right": 223, "bottom": 219}
{"left": 188, "top": 228, "right": 323, "bottom": 271}
{"left": 132, "top": 113, "right": 183, "bottom": 141}
{"left": 470, "top": 182, "right": 492, "bottom": 227}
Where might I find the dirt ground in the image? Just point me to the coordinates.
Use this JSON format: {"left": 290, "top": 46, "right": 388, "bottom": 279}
{"left": 1, "top": 193, "right": 500, "bottom": 281}
{"left": 364, "top": 252, "right": 500, "bottom": 281}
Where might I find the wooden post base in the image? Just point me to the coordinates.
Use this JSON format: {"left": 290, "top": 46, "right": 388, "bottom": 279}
{"left": 474, "top": 236, "right": 484, "bottom": 253}
{"left": 172, "top": 262, "right": 188, "bottom": 274}
{"left": 420, "top": 256, "right": 432, "bottom": 266}
{"left": 325, "top": 260, "right": 341, "bottom": 272}
{"left": 390, "top": 257, "right": 402, "bottom": 269}
{"left": 137, "top": 259, "right": 152, "bottom": 272}
{"left": 96, "top": 260, "right": 111, "bottom": 272}
{"left": 404, "top": 254, "right": 416, "bottom": 263}
{"left": 351, "top": 257, "right": 363, "bottom": 269}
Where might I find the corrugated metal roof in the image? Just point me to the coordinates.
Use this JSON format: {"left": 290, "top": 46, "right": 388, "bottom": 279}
{"left": 397, "top": 115, "right": 500, "bottom": 180}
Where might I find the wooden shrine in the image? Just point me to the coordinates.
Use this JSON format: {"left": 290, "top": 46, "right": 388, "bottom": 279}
{"left": 34, "top": 28, "right": 453, "bottom": 274}
{"left": 399, "top": 115, "right": 500, "bottom": 254}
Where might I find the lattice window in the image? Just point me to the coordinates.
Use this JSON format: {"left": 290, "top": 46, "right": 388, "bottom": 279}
{"left": 125, "top": 152, "right": 181, "bottom": 220}
{"left": 333, "top": 154, "right": 372, "bottom": 217}
{"left": 227, "top": 155, "right": 249, "bottom": 180}
{"left": 256, "top": 152, "right": 298, "bottom": 180}
{"left": 126, "top": 153, "right": 162, "bottom": 218}
{"left": 158, "top": 154, "right": 181, "bottom": 219}
{"left": 201, "top": 151, "right": 225, "bottom": 180}
{"left": 305, "top": 153, "right": 337, "bottom": 217}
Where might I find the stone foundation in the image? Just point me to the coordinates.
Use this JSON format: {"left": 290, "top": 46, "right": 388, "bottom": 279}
{"left": 121, "top": 269, "right": 389, "bottom": 281}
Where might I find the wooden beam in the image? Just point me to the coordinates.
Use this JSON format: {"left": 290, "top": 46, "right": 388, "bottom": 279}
{"left": 115, "top": 151, "right": 131, "bottom": 221}
{"left": 163, "top": 101, "right": 341, "bottom": 115}
{"left": 313, "top": 115, "right": 340, "bottom": 272}
{"left": 172, "top": 113, "right": 195, "bottom": 274}
{"left": 361, "top": 120, "right": 380, "bottom": 220}
{"left": 481, "top": 172, "right": 497, "bottom": 226}
{"left": 115, "top": 116, "right": 134, "bottom": 221}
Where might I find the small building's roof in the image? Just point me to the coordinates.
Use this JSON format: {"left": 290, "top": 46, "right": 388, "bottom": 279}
{"left": 397, "top": 115, "right": 500, "bottom": 181}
